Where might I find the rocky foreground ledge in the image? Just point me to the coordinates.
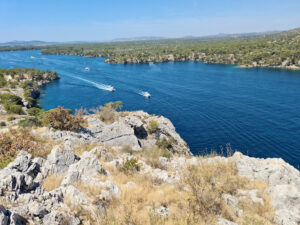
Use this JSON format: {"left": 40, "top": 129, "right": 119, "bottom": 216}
{"left": 0, "top": 111, "right": 299, "bottom": 225}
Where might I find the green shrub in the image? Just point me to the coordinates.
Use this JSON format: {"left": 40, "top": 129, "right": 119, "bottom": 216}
{"left": 0, "top": 129, "right": 44, "bottom": 168}
{"left": 155, "top": 137, "right": 172, "bottom": 150}
{"left": 0, "top": 77, "right": 7, "bottom": 87}
{"left": 19, "top": 80, "right": 35, "bottom": 89}
{"left": 9, "top": 81, "right": 18, "bottom": 88}
{"left": 4, "top": 103, "right": 24, "bottom": 115}
{"left": 0, "top": 93, "right": 23, "bottom": 105}
{"left": 0, "top": 121, "right": 6, "bottom": 127}
{"left": 19, "top": 117, "right": 41, "bottom": 128}
{"left": 121, "top": 158, "right": 141, "bottom": 173}
{"left": 43, "top": 106, "right": 85, "bottom": 131}
{"left": 142, "top": 146, "right": 172, "bottom": 169}
{"left": 91, "top": 103, "right": 120, "bottom": 124}
{"left": 27, "top": 107, "right": 42, "bottom": 116}
{"left": 104, "top": 101, "right": 123, "bottom": 110}
{"left": 7, "top": 116, "right": 16, "bottom": 121}
{"left": 147, "top": 120, "right": 159, "bottom": 134}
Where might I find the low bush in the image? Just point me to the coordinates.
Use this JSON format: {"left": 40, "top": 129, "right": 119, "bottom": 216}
{"left": 4, "top": 103, "right": 24, "bottom": 115}
{"left": 0, "top": 93, "right": 23, "bottom": 105}
{"left": 19, "top": 117, "right": 41, "bottom": 128}
{"left": 27, "top": 107, "right": 43, "bottom": 117}
{"left": 0, "top": 76, "right": 7, "bottom": 87}
{"left": 0, "top": 129, "right": 41, "bottom": 168}
{"left": 43, "top": 106, "right": 85, "bottom": 131}
{"left": 147, "top": 120, "right": 159, "bottom": 134}
{"left": 7, "top": 116, "right": 16, "bottom": 121}
{"left": 104, "top": 101, "right": 123, "bottom": 110}
{"left": 0, "top": 93, "right": 24, "bottom": 114}
{"left": 142, "top": 146, "right": 171, "bottom": 169}
{"left": 121, "top": 158, "right": 141, "bottom": 174}
{"left": 91, "top": 101, "right": 123, "bottom": 124}
{"left": 0, "top": 121, "right": 6, "bottom": 127}
{"left": 155, "top": 137, "right": 172, "bottom": 150}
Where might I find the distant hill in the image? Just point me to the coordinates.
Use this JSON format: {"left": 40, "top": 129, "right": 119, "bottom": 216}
{"left": 0, "top": 40, "right": 92, "bottom": 47}
{"left": 111, "top": 36, "right": 166, "bottom": 42}
{"left": 0, "top": 40, "right": 59, "bottom": 47}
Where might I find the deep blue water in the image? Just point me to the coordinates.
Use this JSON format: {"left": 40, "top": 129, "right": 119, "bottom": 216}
{"left": 0, "top": 50, "right": 300, "bottom": 168}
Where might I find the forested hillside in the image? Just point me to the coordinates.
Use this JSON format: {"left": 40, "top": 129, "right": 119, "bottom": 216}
{"left": 1, "top": 28, "right": 300, "bottom": 69}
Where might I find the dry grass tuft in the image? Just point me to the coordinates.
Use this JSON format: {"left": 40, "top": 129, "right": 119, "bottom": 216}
{"left": 42, "top": 174, "right": 65, "bottom": 192}
{"left": 73, "top": 143, "right": 97, "bottom": 156}
{"left": 98, "top": 159, "right": 274, "bottom": 225}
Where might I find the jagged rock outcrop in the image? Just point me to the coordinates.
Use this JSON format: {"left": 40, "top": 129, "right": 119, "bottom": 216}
{"left": 0, "top": 111, "right": 299, "bottom": 224}
{"left": 232, "top": 152, "right": 300, "bottom": 225}
{"left": 34, "top": 111, "right": 190, "bottom": 155}
{"left": 0, "top": 146, "right": 118, "bottom": 224}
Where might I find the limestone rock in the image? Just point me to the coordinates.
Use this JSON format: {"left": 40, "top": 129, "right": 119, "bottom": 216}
{"left": 218, "top": 217, "right": 238, "bottom": 225}
{"left": 61, "top": 151, "right": 106, "bottom": 186}
{"left": 42, "top": 210, "right": 80, "bottom": 225}
{"left": 232, "top": 152, "right": 300, "bottom": 225}
{"left": 154, "top": 206, "right": 169, "bottom": 217}
{"left": 0, "top": 205, "right": 9, "bottom": 225}
{"left": 42, "top": 145, "right": 77, "bottom": 176}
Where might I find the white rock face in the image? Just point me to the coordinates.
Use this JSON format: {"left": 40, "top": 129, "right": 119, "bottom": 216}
{"left": 35, "top": 111, "right": 191, "bottom": 155}
{"left": 0, "top": 112, "right": 299, "bottom": 225}
{"left": 0, "top": 146, "right": 119, "bottom": 224}
{"left": 42, "top": 145, "right": 77, "bottom": 176}
{"left": 231, "top": 152, "right": 300, "bottom": 225}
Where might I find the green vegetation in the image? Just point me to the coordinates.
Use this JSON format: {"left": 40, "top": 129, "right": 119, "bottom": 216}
{"left": 91, "top": 101, "right": 123, "bottom": 124}
{"left": 0, "top": 129, "right": 41, "bottom": 168}
{"left": 155, "top": 137, "right": 172, "bottom": 150}
{"left": 0, "top": 68, "right": 59, "bottom": 115}
{"left": 1, "top": 29, "right": 299, "bottom": 69}
{"left": 0, "top": 129, "right": 54, "bottom": 168}
{"left": 121, "top": 157, "right": 141, "bottom": 174}
{"left": 43, "top": 106, "right": 85, "bottom": 131}
{"left": 30, "top": 28, "right": 300, "bottom": 69}
{"left": 0, "top": 93, "right": 24, "bottom": 114}
{"left": 147, "top": 120, "right": 159, "bottom": 134}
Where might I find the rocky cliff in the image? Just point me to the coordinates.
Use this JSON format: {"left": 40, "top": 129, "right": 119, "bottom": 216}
{"left": 0, "top": 111, "right": 299, "bottom": 225}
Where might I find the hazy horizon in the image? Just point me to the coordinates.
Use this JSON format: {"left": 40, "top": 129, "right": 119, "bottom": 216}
{"left": 1, "top": 0, "right": 300, "bottom": 42}
{"left": 0, "top": 29, "right": 289, "bottom": 44}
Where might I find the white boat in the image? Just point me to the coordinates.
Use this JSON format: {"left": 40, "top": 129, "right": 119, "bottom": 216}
{"left": 108, "top": 86, "right": 115, "bottom": 92}
{"left": 85, "top": 67, "right": 90, "bottom": 71}
{"left": 30, "top": 56, "right": 35, "bottom": 59}
{"left": 142, "top": 91, "right": 151, "bottom": 98}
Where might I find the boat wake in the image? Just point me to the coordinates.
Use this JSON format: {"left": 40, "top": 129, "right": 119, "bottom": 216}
{"left": 65, "top": 74, "right": 115, "bottom": 92}
{"left": 139, "top": 91, "right": 151, "bottom": 98}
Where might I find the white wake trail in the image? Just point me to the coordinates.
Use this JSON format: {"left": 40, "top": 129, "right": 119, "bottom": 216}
{"left": 65, "top": 74, "right": 115, "bottom": 92}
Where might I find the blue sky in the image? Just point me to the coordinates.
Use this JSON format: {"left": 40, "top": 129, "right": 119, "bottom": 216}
{"left": 0, "top": 0, "right": 300, "bottom": 42}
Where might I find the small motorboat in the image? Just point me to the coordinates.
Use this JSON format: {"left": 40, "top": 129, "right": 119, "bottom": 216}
{"left": 108, "top": 86, "right": 115, "bottom": 92}
{"left": 30, "top": 56, "right": 35, "bottom": 59}
{"left": 142, "top": 91, "right": 151, "bottom": 98}
{"left": 85, "top": 67, "right": 90, "bottom": 71}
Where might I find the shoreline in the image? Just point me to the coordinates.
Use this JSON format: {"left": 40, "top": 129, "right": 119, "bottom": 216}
{"left": 1, "top": 48, "right": 300, "bottom": 71}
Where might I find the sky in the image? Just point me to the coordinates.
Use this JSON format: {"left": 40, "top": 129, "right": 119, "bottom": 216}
{"left": 0, "top": 0, "right": 300, "bottom": 42}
